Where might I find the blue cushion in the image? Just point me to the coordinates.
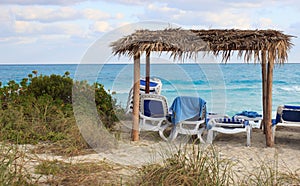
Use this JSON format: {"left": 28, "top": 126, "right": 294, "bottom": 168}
{"left": 282, "top": 110, "right": 300, "bottom": 122}
{"left": 284, "top": 105, "right": 300, "bottom": 110}
{"left": 144, "top": 100, "right": 164, "bottom": 118}
{"left": 140, "top": 79, "right": 158, "bottom": 87}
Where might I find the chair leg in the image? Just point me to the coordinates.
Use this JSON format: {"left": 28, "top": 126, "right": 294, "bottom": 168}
{"left": 169, "top": 126, "right": 179, "bottom": 141}
{"left": 207, "top": 130, "right": 214, "bottom": 144}
{"left": 159, "top": 123, "right": 171, "bottom": 141}
{"left": 246, "top": 126, "right": 251, "bottom": 147}
{"left": 197, "top": 127, "right": 205, "bottom": 143}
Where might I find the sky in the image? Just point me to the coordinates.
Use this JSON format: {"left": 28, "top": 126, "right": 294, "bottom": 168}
{"left": 0, "top": 0, "right": 299, "bottom": 64}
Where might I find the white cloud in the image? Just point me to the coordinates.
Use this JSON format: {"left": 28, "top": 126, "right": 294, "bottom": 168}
{"left": 229, "top": 2, "right": 262, "bottom": 9}
{"left": 0, "top": 5, "right": 120, "bottom": 39}
{"left": 203, "top": 10, "right": 251, "bottom": 29}
{"left": 101, "top": 0, "right": 150, "bottom": 6}
{"left": 142, "top": 3, "right": 252, "bottom": 29}
{"left": 0, "top": 0, "right": 153, "bottom": 6}
{"left": 82, "top": 8, "right": 111, "bottom": 20}
{"left": 9, "top": 6, "right": 112, "bottom": 22}
{"left": 0, "top": 0, "right": 89, "bottom": 5}
{"left": 13, "top": 21, "right": 85, "bottom": 36}
{"left": 13, "top": 6, "right": 80, "bottom": 22}
{"left": 0, "top": 36, "right": 35, "bottom": 44}
{"left": 147, "top": 3, "right": 177, "bottom": 13}
{"left": 90, "top": 21, "right": 112, "bottom": 32}
{"left": 258, "top": 18, "right": 274, "bottom": 28}
{"left": 0, "top": 9, "right": 15, "bottom": 36}
{"left": 115, "top": 13, "right": 124, "bottom": 19}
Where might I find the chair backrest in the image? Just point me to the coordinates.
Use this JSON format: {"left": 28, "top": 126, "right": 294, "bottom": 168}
{"left": 139, "top": 78, "right": 162, "bottom": 94}
{"left": 170, "top": 96, "right": 206, "bottom": 124}
{"left": 282, "top": 110, "right": 300, "bottom": 122}
{"left": 276, "top": 105, "right": 300, "bottom": 123}
{"left": 139, "top": 94, "right": 168, "bottom": 118}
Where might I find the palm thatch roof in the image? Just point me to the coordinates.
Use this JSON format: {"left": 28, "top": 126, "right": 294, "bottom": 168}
{"left": 110, "top": 28, "right": 294, "bottom": 63}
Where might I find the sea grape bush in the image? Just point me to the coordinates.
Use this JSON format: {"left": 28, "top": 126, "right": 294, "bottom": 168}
{"left": 0, "top": 71, "right": 119, "bottom": 148}
{"left": 28, "top": 73, "right": 73, "bottom": 104}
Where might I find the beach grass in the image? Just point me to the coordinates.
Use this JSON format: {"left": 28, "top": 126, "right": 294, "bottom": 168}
{"left": 0, "top": 144, "right": 37, "bottom": 186}
{"left": 134, "top": 144, "right": 235, "bottom": 186}
{"left": 133, "top": 143, "right": 300, "bottom": 186}
{"left": 1, "top": 138, "right": 299, "bottom": 185}
{"left": 34, "top": 159, "right": 126, "bottom": 185}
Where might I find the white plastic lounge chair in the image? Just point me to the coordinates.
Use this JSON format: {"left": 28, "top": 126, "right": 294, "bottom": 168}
{"left": 233, "top": 111, "right": 263, "bottom": 129}
{"left": 139, "top": 77, "right": 162, "bottom": 95}
{"left": 207, "top": 117, "right": 252, "bottom": 146}
{"left": 272, "top": 105, "right": 300, "bottom": 141}
{"left": 139, "top": 94, "right": 170, "bottom": 141}
{"left": 126, "top": 77, "right": 162, "bottom": 114}
{"left": 168, "top": 96, "right": 206, "bottom": 143}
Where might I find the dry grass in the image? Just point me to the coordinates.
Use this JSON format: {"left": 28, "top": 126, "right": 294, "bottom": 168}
{"left": 111, "top": 28, "right": 294, "bottom": 63}
{"left": 0, "top": 144, "right": 37, "bottom": 185}
{"left": 133, "top": 144, "right": 300, "bottom": 186}
{"left": 1, "top": 142, "right": 133, "bottom": 186}
{"left": 35, "top": 160, "right": 128, "bottom": 185}
{"left": 134, "top": 145, "right": 235, "bottom": 186}
{"left": 1, "top": 141, "right": 299, "bottom": 186}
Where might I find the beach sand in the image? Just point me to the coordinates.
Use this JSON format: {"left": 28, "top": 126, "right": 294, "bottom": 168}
{"left": 92, "top": 121, "right": 300, "bottom": 173}
{"left": 22, "top": 121, "right": 299, "bottom": 184}
{"left": 96, "top": 121, "right": 300, "bottom": 179}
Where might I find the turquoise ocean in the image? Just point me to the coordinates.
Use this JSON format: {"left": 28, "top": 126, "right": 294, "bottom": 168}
{"left": 1, "top": 63, "right": 300, "bottom": 117}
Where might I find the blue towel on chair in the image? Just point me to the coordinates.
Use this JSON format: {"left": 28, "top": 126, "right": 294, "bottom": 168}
{"left": 215, "top": 118, "right": 249, "bottom": 127}
{"left": 219, "top": 118, "right": 243, "bottom": 124}
{"left": 235, "top": 111, "right": 262, "bottom": 118}
{"left": 169, "top": 96, "right": 206, "bottom": 125}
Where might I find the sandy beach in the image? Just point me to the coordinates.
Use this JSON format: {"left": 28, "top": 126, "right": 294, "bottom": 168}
{"left": 96, "top": 121, "right": 300, "bottom": 173}
{"left": 16, "top": 120, "right": 299, "bottom": 185}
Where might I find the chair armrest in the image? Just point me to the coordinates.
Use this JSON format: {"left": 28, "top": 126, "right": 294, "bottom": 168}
{"left": 181, "top": 119, "right": 205, "bottom": 125}
{"left": 139, "top": 113, "right": 167, "bottom": 121}
{"left": 234, "top": 115, "right": 263, "bottom": 121}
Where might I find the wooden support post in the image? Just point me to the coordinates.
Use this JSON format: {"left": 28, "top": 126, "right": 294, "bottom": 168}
{"left": 261, "top": 50, "right": 267, "bottom": 133}
{"left": 265, "top": 57, "right": 274, "bottom": 147}
{"left": 132, "top": 53, "right": 140, "bottom": 141}
{"left": 146, "top": 52, "right": 150, "bottom": 94}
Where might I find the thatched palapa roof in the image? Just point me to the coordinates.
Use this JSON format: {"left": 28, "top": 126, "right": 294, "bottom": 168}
{"left": 111, "top": 28, "right": 294, "bottom": 63}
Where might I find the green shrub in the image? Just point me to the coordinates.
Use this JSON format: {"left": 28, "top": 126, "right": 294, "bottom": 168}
{"left": 28, "top": 73, "right": 73, "bottom": 104}
{"left": 0, "top": 72, "right": 120, "bottom": 155}
{"left": 94, "top": 83, "right": 119, "bottom": 128}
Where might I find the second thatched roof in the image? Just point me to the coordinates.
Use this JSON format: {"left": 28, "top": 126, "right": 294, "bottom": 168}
{"left": 111, "top": 28, "right": 294, "bottom": 63}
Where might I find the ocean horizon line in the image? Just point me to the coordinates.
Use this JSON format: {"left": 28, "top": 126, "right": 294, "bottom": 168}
{"left": 1, "top": 62, "right": 300, "bottom": 65}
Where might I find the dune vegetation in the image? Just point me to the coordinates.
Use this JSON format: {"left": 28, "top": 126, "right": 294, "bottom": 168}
{"left": 0, "top": 71, "right": 119, "bottom": 154}
{"left": 0, "top": 71, "right": 299, "bottom": 185}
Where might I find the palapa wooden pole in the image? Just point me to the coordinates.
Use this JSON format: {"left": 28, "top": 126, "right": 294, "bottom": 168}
{"left": 132, "top": 52, "right": 140, "bottom": 141}
{"left": 265, "top": 55, "right": 274, "bottom": 147}
{"left": 145, "top": 52, "right": 150, "bottom": 94}
{"left": 261, "top": 50, "right": 267, "bottom": 133}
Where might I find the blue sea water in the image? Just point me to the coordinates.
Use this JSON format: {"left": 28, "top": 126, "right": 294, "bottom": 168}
{"left": 1, "top": 63, "right": 300, "bottom": 117}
